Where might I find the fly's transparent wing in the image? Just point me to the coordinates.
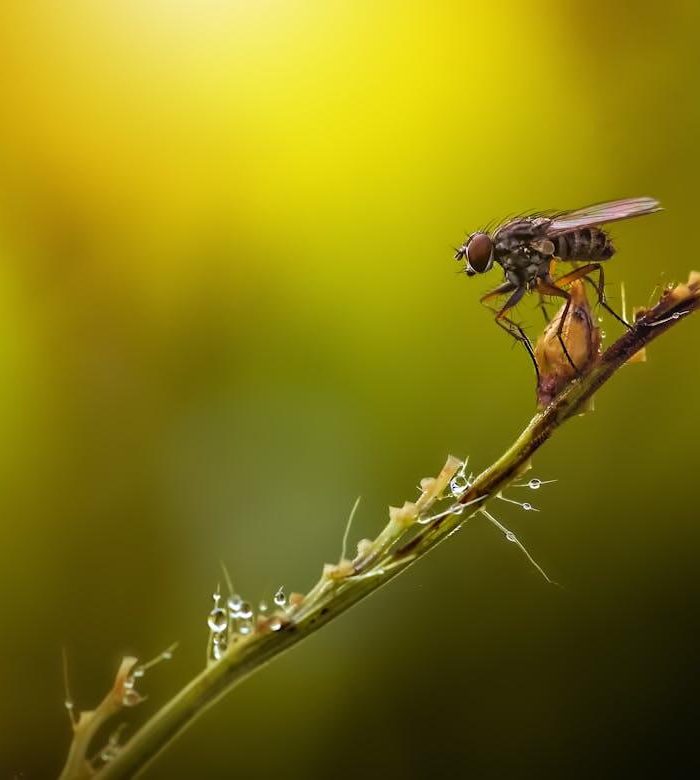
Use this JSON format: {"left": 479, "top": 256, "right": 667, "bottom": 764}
{"left": 545, "top": 197, "right": 661, "bottom": 236}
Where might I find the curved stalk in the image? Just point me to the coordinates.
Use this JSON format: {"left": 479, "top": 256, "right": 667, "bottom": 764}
{"left": 89, "top": 274, "right": 699, "bottom": 779}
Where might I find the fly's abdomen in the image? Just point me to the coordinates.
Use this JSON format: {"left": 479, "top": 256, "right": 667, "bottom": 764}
{"left": 554, "top": 228, "right": 614, "bottom": 261}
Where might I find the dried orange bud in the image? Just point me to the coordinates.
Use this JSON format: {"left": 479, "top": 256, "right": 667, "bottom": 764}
{"left": 534, "top": 280, "right": 601, "bottom": 408}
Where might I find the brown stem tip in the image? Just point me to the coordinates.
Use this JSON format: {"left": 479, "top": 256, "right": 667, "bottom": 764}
{"left": 535, "top": 272, "right": 700, "bottom": 409}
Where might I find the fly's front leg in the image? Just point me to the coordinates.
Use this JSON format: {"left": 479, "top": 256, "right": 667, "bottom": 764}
{"left": 482, "top": 284, "right": 540, "bottom": 381}
{"left": 480, "top": 281, "right": 517, "bottom": 310}
{"left": 494, "top": 312, "right": 541, "bottom": 382}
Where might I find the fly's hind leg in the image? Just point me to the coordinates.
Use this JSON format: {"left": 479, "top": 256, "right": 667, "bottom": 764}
{"left": 553, "top": 262, "right": 631, "bottom": 329}
{"left": 481, "top": 283, "right": 540, "bottom": 381}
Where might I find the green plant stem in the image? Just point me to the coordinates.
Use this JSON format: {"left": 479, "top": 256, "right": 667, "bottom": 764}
{"left": 97, "top": 284, "right": 698, "bottom": 779}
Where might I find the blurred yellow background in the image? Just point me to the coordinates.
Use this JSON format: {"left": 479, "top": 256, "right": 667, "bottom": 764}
{"left": 1, "top": 1, "right": 699, "bottom": 777}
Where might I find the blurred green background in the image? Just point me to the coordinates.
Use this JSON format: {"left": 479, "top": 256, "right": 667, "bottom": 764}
{"left": 1, "top": 1, "right": 699, "bottom": 777}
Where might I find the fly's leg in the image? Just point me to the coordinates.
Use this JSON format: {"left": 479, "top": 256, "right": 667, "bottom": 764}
{"left": 486, "top": 285, "right": 541, "bottom": 382}
{"left": 553, "top": 262, "right": 631, "bottom": 329}
{"left": 480, "top": 280, "right": 517, "bottom": 307}
{"left": 480, "top": 282, "right": 539, "bottom": 380}
{"left": 536, "top": 281, "right": 578, "bottom": 373}
{"left": 586, "top": 265, "right": 631, "bottom": 329}
{"left": 494, "top": 311, "right": 541, "bottom": 382}
{"left": 538, "top": 295, "right": 550, "bottom": 323}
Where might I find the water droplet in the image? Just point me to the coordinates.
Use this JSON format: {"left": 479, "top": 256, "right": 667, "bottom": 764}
{"left": 273, "top": 587, "right": 286, "bottom": 607}
{"left": 207, "top": 608, "right": 227, "bottom": 633}
{"left": 123, "top": 676, "right": 135, "bottom": 691}
{"left": 161, "top": 650, "right": 173, "bottom": 661}
{"left": 122, "top": 688, "right": 141, "bottom": 707}
{"left": 601, "top": 330, "right": 607, "bottom": 339}
{"left": 239, "top": 602, "right": 253, "bottom": 620}
{"left": 239, "top": 621, "right": 252, "bottom": 635}
{"left": 505, "top": 531, "right": 517, "bottom": 543}
{"left": 269, "top": 617, "right": 283, "bottom": 631}
{"left": 101, "top": 745, "right": 119, "bottom": 763}
{"left": 227, "top": 594, "right": 243, "bottom": 615}
{"left": 522, "top": 502, "right": 533, "bottom": 511}
{"left": 64, "top": 700, "right": 74, "bottom": 711}
{"left": 450, "top": 474, "right": 469, "bottom": 497}
{"left": 258, "top": 600, "right": 269, "bottom": 614}
{"left": 597, "top": 316, "right": 604, "bottom": 323}
{"left": 212, "top": 638, "right": 226, "bottom": 661}
{"left": 528, "top": 479, "right": 541, "bottom": 490}
{"left": 132, "top": 667, "right": 145, "bottom": 678}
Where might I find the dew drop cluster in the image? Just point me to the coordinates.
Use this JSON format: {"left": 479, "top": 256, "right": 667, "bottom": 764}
{"left": 206, "top": 584, "right": 291, "bottom": 662}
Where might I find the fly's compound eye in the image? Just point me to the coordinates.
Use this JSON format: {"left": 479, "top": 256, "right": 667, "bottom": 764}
{"left": 465, "top": 232, "right": 494, "bottom": 274}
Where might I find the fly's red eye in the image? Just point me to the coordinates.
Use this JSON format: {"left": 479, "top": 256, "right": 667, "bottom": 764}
{"left": 466, "top": 233, "right": 494, "bottom": 274}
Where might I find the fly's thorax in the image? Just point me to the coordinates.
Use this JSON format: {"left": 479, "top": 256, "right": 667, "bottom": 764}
{"left": 494, "top": 218, "right": 549, "bottom": 263}
{"left": 493, "top": 217, "right": 540, "bottom": 245}
{"left": 496, "top": 243, "right": 550, "bottom": 284}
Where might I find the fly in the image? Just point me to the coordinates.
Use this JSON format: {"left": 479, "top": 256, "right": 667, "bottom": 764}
{"left": 454, "top": 197, "right": 661, "bottom": 378}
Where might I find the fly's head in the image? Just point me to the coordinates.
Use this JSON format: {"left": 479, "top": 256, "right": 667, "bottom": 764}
{"left": 454, "top": 232, "right": 495, "bottom": 276}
